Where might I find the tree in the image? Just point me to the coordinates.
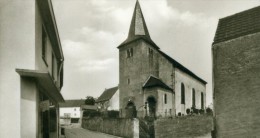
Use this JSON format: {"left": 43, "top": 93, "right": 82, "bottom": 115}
{"left": 85, "top": 96, "right": 95, "bottom": 105}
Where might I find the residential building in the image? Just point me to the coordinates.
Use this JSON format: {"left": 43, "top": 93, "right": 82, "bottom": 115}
{"left": 0, "top": 0, "right": 64, "bottom": 137}
{"left": 96, "top": 86, "right": 119, "bottom": 111}
{"left": 212, "top": 6, "right": 260, "bottom": 137}
{"left": 118, "top": 1, "right": 207, "bottom": 118}
{"left": 59, "top": 99, "right": 89, "bottom": 125}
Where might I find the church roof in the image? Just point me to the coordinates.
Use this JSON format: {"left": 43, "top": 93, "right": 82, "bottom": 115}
{"left": 96, "top": 86, "right": 118, "bottom": 103}
{"left": 158, "top": 51, "right": 207, "bottom": 85}
{"left": 117, "top": 0, "right": 207, "bottom": 85}
{"left": 143, "top": 76, "right": 173, "bottom": 91}
{"left": 118, "top": 0, "right": 159, "bottom": 49}
{"left": 213, "top": 6, "right": 260, "bottom": 44}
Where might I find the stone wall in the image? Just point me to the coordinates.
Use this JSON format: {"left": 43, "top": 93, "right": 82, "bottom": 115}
{"left": 119, "top": 40, "right": 160, "bottom": 117}
{"left": 213, "top": 32, "right": 260, "bottom": 137}
{"left": 154, "top": 115, "right": 213, "bottom": 138}
{"left": 82, "top": 117, "right": 138, "bottom": 138}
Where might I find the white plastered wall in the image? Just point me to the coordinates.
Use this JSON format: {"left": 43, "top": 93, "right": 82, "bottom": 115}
{"left": 0, "top": 0, "right": 36, "bottom": 137}
{"left": 108, "top": 90, "right": 120, "bottom": 111}
{"left": 175, "top": 68, "right": 206, "bottom": 115}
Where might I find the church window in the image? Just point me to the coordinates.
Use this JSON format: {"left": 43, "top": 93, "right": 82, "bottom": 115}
{"left": 201, "top": 92, "right": 204, "bottom": 109}
{"left": 192, "top": 88, "right": 196, "bottom": 107}
{"left": 149, "top": 48, "right": 153, "bottom": 56}
{"left": 127, "top": 78, "right": 130, "bottom": 84}
{"left": 126, "top": 48, "right": 133, "bottom": 58}
{"left": 181, "top": 83, "right": 185, "bottom": 104}
{"left": 164, "top": 94, "right": 167, "bottom": 104}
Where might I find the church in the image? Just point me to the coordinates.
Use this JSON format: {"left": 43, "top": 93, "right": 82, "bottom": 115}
{"left": 116, "top": 0, "right": 206, "bottom": 118}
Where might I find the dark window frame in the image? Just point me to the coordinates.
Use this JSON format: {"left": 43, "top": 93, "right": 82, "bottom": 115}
{"left": 192, "top": 88, "right": 196, "bottom": 107}
{"left": 126, "top": 48, "right": 133, "bottom": 58}
{"left": 201, "top": 92, "right": 204, "bottom": 109}
{"left": 181, "top": 83, "right": 185, "bottom": 104}
{"left": 164, "top": 94, "right": 167, "bottom": 104}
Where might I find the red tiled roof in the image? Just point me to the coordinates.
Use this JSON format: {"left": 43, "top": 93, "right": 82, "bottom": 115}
{"left": 96, "top": 86, "right": 118, "bottom": 103}
{"left": 214, "top": 6, "right": 260, "bottom": 44}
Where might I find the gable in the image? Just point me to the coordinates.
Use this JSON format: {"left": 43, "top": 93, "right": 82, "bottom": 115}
{"left": 96, "top": 86, "right": 118, "bottom": 103}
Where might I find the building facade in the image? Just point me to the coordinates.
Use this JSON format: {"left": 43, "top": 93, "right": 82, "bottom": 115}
{"left": 213, "top": 6, "right": 260, "bottom": 137}
{"left": 118, "top": 1, "right": 206, "bottom": 118}
{"left": 59, "top": 100, "right": 88, "bottom": 125}
{"left": 96, "top": 86, "right": 119, "bottom": 111}
{"left": 0, "top": 0, "right": 64, "bottom": 137}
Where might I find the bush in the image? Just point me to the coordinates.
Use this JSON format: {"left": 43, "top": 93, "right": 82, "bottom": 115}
{"left": 83, "top": 110, "right": 100, "bottom": 118}
{"left": 186, "top": 108, "right": 191, "bottom": 115}
{"left": 199, "top": 109, "right": 205, "bottom": 114}
{"left": 191, "top": 107, "right": 199, "bottom": 114}
{"left": 106, "top": 110, "right": 119, "bottom": 118}
{"left": 206, "top": 107, "right": 213, "bottom": 115}
{"left": 178, "top": 112, "right": 181, "bottom": 116}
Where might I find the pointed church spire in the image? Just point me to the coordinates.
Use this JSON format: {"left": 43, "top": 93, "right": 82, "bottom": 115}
{"left": 118, "top": 0, "right": 159, "bottom": 49}
{"left": 128, "top": 0, "right": 150, "bottom": 38}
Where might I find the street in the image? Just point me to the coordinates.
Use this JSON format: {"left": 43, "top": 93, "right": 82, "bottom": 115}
{"left": 63, "top": 128, "right": 122, "bottom": 138}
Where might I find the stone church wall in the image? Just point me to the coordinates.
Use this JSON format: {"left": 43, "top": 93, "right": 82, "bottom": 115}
{"left": 119, "top": 40, "right": 160, "bottom": 117}
{"left": 175, "top": 68, "right": 206, "bottom": 115}
{"left": 213, "top": 32, "right": 260, "bottom": 137}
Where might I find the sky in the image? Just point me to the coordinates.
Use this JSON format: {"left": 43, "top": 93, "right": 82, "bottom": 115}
{"left": 52, "top": 0, "right": 260, "bottom": 106}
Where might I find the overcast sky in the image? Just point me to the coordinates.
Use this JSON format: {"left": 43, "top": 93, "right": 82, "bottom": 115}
{"left": 52, "top": 0, "right": 259, "bottom": 105}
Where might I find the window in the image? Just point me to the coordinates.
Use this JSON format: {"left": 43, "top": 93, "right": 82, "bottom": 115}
{"left": 164, "top": 94, "right": 167, "bottom": 104}
{"left": 74, "top": 108, "right": 76, "bottom": 111}
{"left": 42, "top": 26, "right": 48, "bottom": 65}
{"left": 149, "top": 48, "right": 153, "bottom": 57}
{"left": 181, "top": 83, "right": 185, "bottom": 104}
{"left": 201, "top": 92, "right": 204, "bottom": 109}
{"left": 126, "top": 48, "right": 133, "bottom": 58}
{"left": 192, "top": 88, "right": 196, "bottom": 107}
{"left": 127, "top": 78, "right": 130, "bottom": 84}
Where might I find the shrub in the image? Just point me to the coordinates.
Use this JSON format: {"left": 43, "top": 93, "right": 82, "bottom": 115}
{"left": 178, "top": 112, "right": 181, "bottom": 116}
{"left": 186, "top": 108, "right": 191, "bottom": 115}
{"left": 106, "top": 110, "right": 119, "bottom": 118}
{"left": 191, "top": 107, "right": 199, "bottom": 114}
{"left": 199, "top": 109, "right": 205, "bottom": 114}
{"left": 83, "top": 110, "right": 100, "bottom": 118}
{"left": 206, "top": 107, "right": 213, "bottom": 115}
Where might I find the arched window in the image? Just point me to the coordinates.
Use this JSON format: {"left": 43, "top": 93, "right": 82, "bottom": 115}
{"left": 192, "top": 88, "right": 196, "bottom": 107}
{"left": 181, "top": 83, "right": 185, "bottom": 104}
{"left": 201, "top": 92, "right": 204, "bottom": 109}
{"left": 164, "top": 94, "right": 167, "bottom": 104}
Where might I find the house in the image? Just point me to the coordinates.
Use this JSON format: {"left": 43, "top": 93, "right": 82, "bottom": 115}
{"left": 96, "top": 86, "right": 119, "bottom": 111}
{"left": 212, "top": 6, "right": 260, "bottom": 137}
{"left": 118, "top": 1, "right": 207, "bottom": 118}
{"left": 0, "top": 0, "right": 64, "bottom": 137}
{"left": 59, "top": 99, "right": 85, "bottom": 125}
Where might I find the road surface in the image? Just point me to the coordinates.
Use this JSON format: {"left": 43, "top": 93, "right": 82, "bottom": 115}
{"left": 63, "top": 127, "right": 122, "bottom": 138}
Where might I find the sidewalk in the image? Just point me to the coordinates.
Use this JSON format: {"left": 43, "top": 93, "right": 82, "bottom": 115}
{"left": 63, "top": 127, "right": 122, "bottom": 138}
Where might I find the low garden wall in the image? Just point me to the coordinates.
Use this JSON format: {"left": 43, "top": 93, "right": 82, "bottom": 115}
{"left": 82, "top": 117, "right": 138, "bottom": 138}
{"left": 155, "top": 115, "right": 213, "bottom": 138}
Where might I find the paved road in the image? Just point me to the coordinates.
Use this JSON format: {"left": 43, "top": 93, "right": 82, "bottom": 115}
{"left": 63, "top": 128, "right": 122, "bottom": 138}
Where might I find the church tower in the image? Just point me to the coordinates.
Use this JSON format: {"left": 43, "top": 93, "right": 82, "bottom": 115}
{"left": 118, "top": 0, "right": 160, "bottom": 117}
